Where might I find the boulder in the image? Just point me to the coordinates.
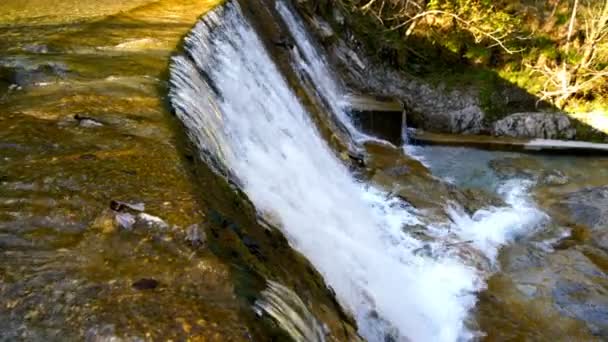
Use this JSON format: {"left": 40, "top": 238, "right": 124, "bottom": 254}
{"left": 492, "top": 112, "right": 577, "bottom": 140}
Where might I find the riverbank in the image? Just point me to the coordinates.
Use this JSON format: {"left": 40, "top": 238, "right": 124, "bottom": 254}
{"left": 291, "top": 0, "right": 608, "bottom": 142}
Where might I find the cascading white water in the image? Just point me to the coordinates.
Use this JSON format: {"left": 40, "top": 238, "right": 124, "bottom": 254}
{"left": 273, "top": 2, "right": 354, "bottom": 134}
{"left": 274, "top": 1, "right": 390, "bottom": 147}
{"left": 169, "top": 2, "right": 547, "bottom": 341}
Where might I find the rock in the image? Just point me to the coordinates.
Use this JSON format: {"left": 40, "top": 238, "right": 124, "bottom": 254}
{"left": 185, "top": 223, "right": 207, "bottom": 248}
{"left": 592, "top": 230, "right": 608, "bottom": 252}
{"left": 552, "top": 278, "right": 608, "bottom": 336}
{"left": 1, "top": 61, "right": 70, "bottom": 88}
{"left": 94, "top": 205, "right": 167, "bottom": 233}
{"left": 542, "top": 170, "right": 568, "bottom": 186}
{"left": 310, "top": 16, "right": 334, "bottom": 40}
{"left": 85, "top": 324, "right": 119, "bottom": 342}
{"left": 273, "top": 37, "right": 295, "bottom": 50}
{"left": 448, "top": 105, "right": 485, "bottom": 134}
{"left": 132, "top": 278, "right": 159, "bottom": 290}
{"left": 492, "top": 112, "right": 577, "bottom": 140}
{"left": 135, "top": 213, "right": 169, "bottom": 231}
{"left": 454, "top": 187, "right": 506, "bottom": 214}
{"left": 553, "top": 186, "right": 608, "bottom": 230}
{"left": 347, "top": 152, "right": 365, "bottom": 167}
{"left": 332, "top": 7, "right": 345, "bottom": 26}
{"left": 115, "top": 212, "right": 136, "bottom": 231}
{"left": 489, "top": 157, "right": 542, "bottom": 181}
{"left": 109, "top": 200, "right": 145, "bottom": 213}
{"left": 496, "top": 244, "right": 608, "bottom": 337}
{"left": 332, "top": 40, "right": 366, "bottom": 71}
{"left": 74, "top": 114, "right": 104, "bottom": 128}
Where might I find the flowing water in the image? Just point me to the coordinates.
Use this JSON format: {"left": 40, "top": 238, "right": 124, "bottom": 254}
{"left": 169, "top": 2, "right": 550, "bottom": 341}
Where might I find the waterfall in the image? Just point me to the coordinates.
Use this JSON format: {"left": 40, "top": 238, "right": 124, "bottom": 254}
{"left": 169, "top": 1, "right": 547, "bottom": 341}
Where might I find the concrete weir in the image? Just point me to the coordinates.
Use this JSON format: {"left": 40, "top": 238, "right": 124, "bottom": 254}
{"left": 344, "top": 94, "right": 406, "bottom": 145}
{"left": 411, "top": 131, "right": 608, "bottom": 155}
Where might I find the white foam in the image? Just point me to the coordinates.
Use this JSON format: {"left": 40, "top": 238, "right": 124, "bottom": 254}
{"left": 445, "top": 179, "right": 549, "bottom": 261}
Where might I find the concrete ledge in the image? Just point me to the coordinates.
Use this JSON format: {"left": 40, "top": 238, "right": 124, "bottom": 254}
{"left": 410, "top": 131, "right": 608, "bottom": 155}
{"left": 343, "top": 94, "right": 404, "bottom": 112}
{"left": 345, "top": 94, "right": 405, "bottom": 145}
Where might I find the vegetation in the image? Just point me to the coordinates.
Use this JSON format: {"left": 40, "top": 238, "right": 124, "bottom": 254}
{"left": 337, "top": 0, "right": 608, "bottom": 114}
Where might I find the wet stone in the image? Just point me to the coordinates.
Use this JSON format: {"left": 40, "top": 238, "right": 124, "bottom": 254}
{"left": 110, "top": 200, "right": 145, "bottom": 213}
{"left": 553, "top": 279, "right": 608, "bottom": 336}
{"left": 489, "top": 157, "right": 542, "bottom": 181}
{"left": 134, "top": 213, "right": 169, "bottom": 231}
{"left": 115, "top": 212, "right": 136, "bottom": 231}
{"left": 74, "top": 114, "right": 104, "bottom": 128}
{"left": 542, "top": 170, "right": 569, "bottom": 186}
{"left": 554, "top": 186, "right": 608, "bottom": 230}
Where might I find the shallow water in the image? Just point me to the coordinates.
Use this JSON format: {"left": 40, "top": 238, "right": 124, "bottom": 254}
{"left": 0, "top": 1, "right": 258, "bottom": 340}
{"left": 412, "top": 145, "right": 608, "bottom": 340}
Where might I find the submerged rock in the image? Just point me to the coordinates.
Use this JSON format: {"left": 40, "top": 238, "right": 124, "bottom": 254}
{"left": 94, "top": 201, "right": 170, "bottom": 233}
{"left": 487, "top": 244, "right": 608, "bottom": 338}
{"left": 542, "top": 170, "right": 569, "bottom": 186}
{"left": 490, "top": 157, "right": 568, "bottom": 186}
{"left": 553, "top": 186, "right": 608, "bottom": 230}
{"left": 489, "top": 157, "right": 542, "bottom": 180}
{"left": 134, "top": 213, "right": 169, "bottom": 231}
